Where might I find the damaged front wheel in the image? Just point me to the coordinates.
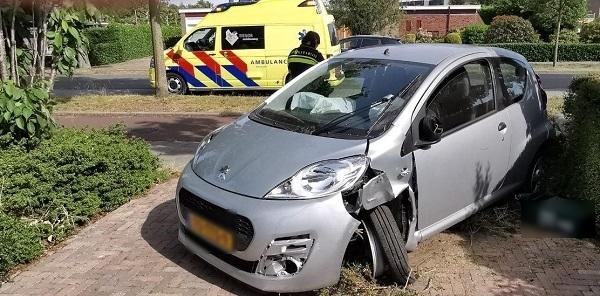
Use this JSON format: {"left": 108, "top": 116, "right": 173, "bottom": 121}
{"left": 366, "top": 204, "right": 411, "bottom": 284}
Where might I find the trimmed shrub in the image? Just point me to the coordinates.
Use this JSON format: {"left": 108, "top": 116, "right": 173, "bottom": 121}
{"left": 0, "top": 213, "right": 43, "bottom": 277}
{"left": 581, "top": 19, "right": 600, "bottom": 43}
{"left": 85, "top": 24, "right": 182, "bottom": 66}
{"left": 444, "top": 32, "right": 462, "bottom": 44}
{"left": 561, "top": 75, "right": 600, "bottom": 224}
{"left": 0, "top": 127, "right": 167, "bottom": 248}
{"left": 486, "top": 15, "right": 539, "bottom": 43}
{"left": 461, "top": 24, "right": 488, "bottom": 44}
{"left": 402, "top": 33, "right": 416, "bottom": 43}
{"left": 416, "top": 28, "right": 433, "bottom": 43}
{"left": 548, "top": 29, "right": 580, "bottom": 44}
{"left": 486, "top": 43, "right": 600, "bottom": 62}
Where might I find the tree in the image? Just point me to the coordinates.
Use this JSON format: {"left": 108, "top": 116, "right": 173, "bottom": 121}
{"left": 192, "top": 0, "right": 212, "bottom": 8}
{"left": 328, "top": 0, "right": 403, "bottom": 35}
{"left": 149, "top": 0, "right": 167, "bottom": 97}
{"left": 529, "top": 0, "right": 587, "bottom": 67}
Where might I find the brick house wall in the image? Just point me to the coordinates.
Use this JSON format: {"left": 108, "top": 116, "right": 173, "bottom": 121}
{"left": 399, "top": 10, "right": 483, "bottom": 37}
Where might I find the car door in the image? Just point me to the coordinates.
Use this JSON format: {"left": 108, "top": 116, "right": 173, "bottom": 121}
{"left": 171, "top": 27, "right": 224, "bottom": 89}
{"left": 413, "top": 59, "right": 511, "bottom": 230}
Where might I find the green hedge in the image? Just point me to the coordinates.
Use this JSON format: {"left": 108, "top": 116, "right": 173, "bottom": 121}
{"left": 561, "top": 75, "right": 600, "bottom": 224}
{"left": 85, "top": 24, "right": 182, "bottom": 66}
{"left": 0, "top": 127, "right": 167, "bottom": 276}
{"left": 485, "top": 43, "right": 600, "bottom": 62}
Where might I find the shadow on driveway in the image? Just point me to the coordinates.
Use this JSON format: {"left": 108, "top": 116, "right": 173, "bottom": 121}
{"left": 140, "top": 199, "right": 264, "bottom": 295}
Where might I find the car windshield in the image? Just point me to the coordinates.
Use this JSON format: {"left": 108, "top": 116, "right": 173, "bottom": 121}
{"left": 250, "top": 58, "right": 434, "bottom": 138}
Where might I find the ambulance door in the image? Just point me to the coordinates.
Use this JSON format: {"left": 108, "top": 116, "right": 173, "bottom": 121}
{"left": 265, "top": 25, "right": 314, "bottom": 87}
{"left": 171, "top": 27, "right": 223, "bottom": 89}
{"left": 218, "top": 25, "right": 267, "bottom": 89}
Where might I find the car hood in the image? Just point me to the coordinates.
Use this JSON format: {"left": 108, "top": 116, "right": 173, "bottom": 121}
{"left": 194, "top": 116, "right": 368, "bottom": 198}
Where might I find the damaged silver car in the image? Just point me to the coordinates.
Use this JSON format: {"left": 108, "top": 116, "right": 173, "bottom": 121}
{"left": 176, "top": 44, "right": 552, "bottom": 292}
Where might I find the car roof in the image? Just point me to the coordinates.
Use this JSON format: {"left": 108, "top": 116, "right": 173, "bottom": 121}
{"left": 337, "top": 44, "right": 527, "bottom": 65}
{"left": 341, "top": 35, "right": 399, "bottom": 40}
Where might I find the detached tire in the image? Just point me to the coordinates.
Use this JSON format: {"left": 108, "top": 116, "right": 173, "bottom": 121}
{"left": 366, "top": 205, "right": 411, "bottom": 284}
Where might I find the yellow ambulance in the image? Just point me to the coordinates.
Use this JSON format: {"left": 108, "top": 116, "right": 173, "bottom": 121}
{"left": 149, "top": 0, "right": 341, "bottom": 94}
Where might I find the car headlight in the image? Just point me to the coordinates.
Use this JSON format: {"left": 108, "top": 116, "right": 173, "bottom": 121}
{"left": 265, "top": 155, "right": 368, "bottom": 200}
{"left": 192, "top": 127, "right": 224, "bottom": 176}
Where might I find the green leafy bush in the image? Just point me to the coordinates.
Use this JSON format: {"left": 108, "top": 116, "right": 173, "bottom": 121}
{"left": 548, "top": 29, "right": 580, "bottom": 44}
{"left": 560, "top": 75, "right": 600, "bottom": 224}
{"left": 0, "top": 213, "right": 43, "bottom": 277}
{"left": 479, "top": 5, "right": 497, "bottom": 24}
{"left": 486, "top": 43, "right": 600, "bottom": 62}
{"left": 486, "top": 15, "right": 539, "bottom": 43}
{"left": 416, "top": 28, "right": 433, "bottom": 43}
{"left": 85, "top": 24, "right": 182, "bottom": 66}
{"left": 0, "top": 127, "right": 167, "bottom": 276}
{"left": 444, "top": 32, "right": 462, "bottom": 44}
{"left": 402, "top": 33, "right": 416, "bottom": 43}
{"left": 581, "top": 19, "right": 600, "bottom": 43}
{"left": 461, "top": 24, "right": 488, "bottom": 44}
{"left": 0, "top": 81, "right": 55, "bottom": 148}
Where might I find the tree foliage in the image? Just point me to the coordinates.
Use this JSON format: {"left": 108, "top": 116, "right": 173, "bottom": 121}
{"left": 581, "top": 19, "right": 600, "bottom": 43}
{"left": 481, "top": 0, "right": 587, "bottom": 39}
{"left": 328, "top": 0, "right": 403, "bottom": 35}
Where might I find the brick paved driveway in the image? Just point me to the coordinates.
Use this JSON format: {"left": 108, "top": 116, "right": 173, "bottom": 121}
{"left": 1, "top": 180, "right": 599, "bottom": 296}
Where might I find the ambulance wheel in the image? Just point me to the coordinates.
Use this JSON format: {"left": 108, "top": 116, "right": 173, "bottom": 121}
{"left": 366, "top": 205, "right": 411, "bottom": 284}
{"left": 167, "top": 73, "right": 188, "bottom": 95}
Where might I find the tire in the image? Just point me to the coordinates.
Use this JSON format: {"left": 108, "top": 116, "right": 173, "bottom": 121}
{"left": 366, "top": 204, "right": 411, "bottom": 284}
{"left": 524, "top": 154, "right": 545, "bottom": 194}
{"left": 166, "top": 73, "right": 188, "bottom": 95}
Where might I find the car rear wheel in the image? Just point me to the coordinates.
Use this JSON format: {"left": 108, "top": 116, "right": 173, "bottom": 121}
{"left": 167, "top": 73, "right": 188, "bottom": 95}
{"left": 525, "top": 154, "right": 545, "bottom": 194}
{"left": 366, "top": 204, "right": 411, "bottom": 284}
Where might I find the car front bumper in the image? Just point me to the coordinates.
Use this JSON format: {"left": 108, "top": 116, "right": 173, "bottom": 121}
{"left": 176, "top": 163, "right": 360, "bottom": 293}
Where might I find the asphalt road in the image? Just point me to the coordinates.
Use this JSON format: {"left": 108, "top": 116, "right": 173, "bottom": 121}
{"left": 53, "top": 73, "right": 575, "bottom": 97}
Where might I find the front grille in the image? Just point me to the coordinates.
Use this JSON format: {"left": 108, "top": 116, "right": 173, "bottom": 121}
{"left": 178, "top": 188, "right": 254, "bottom": 251}
{"left": 181, "top": 225, "right": 259, "bottom": 273}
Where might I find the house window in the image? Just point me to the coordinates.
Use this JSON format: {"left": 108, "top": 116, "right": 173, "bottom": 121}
{"left": 406, "top": 20, "right": 412, "bottom": 31}
{"left": 416, "top": 20, "right": 422, "bottom": 29}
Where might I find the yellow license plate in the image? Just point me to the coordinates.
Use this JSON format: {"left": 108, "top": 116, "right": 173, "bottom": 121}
{"left": 189, "top": 213, "right": 235, "bottom": 252}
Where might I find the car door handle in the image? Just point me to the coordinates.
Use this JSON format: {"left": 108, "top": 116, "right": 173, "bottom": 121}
{"left": 498, "top": 122, "right": 507, "bottom": 131}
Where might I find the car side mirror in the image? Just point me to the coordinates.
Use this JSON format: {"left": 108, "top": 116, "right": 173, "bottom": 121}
{"left": 417, "top": 114, "right": 443, "bottom": 147}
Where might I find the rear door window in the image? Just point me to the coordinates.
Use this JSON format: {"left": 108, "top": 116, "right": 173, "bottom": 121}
{"left": 221, "top": 26, "right": 265, "bottom": 50}
{"left": 496, "top": 59, "right": 528, "bottom": 105}
{"left": 427, "top": 60, "right": 495, "bottom": 132}
{"left": 341, "top": 38, "right": 360, "bottom": 51}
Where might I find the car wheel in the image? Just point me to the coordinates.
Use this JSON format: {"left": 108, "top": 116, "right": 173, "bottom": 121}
{"left": 366, "top": 204, "right": 411, "bottom": 284}
{"left": 525, "top": 154, "right": 545, "bottom": 194}
{"left": 167, "top": 73, "right": 188, "bottom": 95}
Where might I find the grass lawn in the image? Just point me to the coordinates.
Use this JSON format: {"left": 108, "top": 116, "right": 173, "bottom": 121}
{"left": 53, "top": 94, "right": 265, "bottom": 114}
{"left": 547, "top": 96, "right": 565, "bottom": 118}
{"left": 531, "top": 62, "right": 600, "bottom": 74}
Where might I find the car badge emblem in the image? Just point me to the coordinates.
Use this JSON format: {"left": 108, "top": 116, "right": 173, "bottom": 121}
{"left": 217, "top": 166, "right": 231, "bottom": 182}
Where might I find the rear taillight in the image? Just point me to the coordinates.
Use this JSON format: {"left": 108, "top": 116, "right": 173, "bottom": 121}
{"left": 535, "top": 73, "right": 548, "bottom": 111}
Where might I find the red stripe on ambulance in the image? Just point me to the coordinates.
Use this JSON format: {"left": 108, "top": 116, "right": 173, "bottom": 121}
{"left": 220, "top": 50, "right": 248, "bottom": 73}
{"left": 166, "top": 50, "right": 196, "bottom": 76}
{"left": 192, "top": 51, "right": 221, "bottom": 75}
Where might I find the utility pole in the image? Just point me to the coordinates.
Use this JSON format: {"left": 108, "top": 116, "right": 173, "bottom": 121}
{"left": 149, "top": 0, "right": 168, "bottom": 97}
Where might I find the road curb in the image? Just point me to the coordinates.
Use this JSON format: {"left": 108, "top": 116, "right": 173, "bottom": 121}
{"left": 53, "top": 111, "right": 245, "bottom": 117}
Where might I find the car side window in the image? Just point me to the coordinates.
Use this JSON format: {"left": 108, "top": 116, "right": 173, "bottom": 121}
{"left": 497, "top": 59, "right": 528, "bottom": 104}
{"left": 221, "top": 26, "right": 265, "bottom": 50}
{"left": 185, "top": 27, "right": 216, "bottom": 52}
{"left": 341, "top": 38, "right": 360, "bottom": 51}
{"left": 427, "top": 60, "right": 495, "bottom": 132}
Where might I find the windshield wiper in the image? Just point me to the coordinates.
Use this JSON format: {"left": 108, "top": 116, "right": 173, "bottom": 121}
{"left": 312, "top": 74, "right": 422, "bottom": 136}
{"left": 251, "top": 109, "right": 309, "bottom": 133}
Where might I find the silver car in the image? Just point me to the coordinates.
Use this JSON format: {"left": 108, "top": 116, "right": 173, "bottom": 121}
{"left": 176, "top": 44, "right": 552, "bottom": 292}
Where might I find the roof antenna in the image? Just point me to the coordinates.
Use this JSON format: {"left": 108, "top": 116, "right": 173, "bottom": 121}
{"left": 383, "top": 48, "right": 390, "bottom": 55}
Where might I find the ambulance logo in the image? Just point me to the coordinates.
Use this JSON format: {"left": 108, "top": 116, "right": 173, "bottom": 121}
{"left": 225, "top": 29, "right": 239, "bottom": 46}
